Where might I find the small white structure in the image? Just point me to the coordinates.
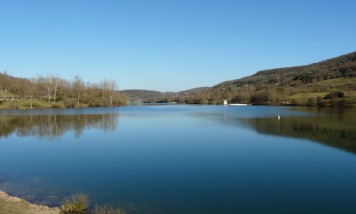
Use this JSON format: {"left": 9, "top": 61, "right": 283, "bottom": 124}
{"left": 229, "top": 103, "right": 248, "bottom": 106}
{"left": 223, "top": 100, "right": 228, "bottom": 105}
{"left": 278, "top": 114, "right": 280, "bottom": 121}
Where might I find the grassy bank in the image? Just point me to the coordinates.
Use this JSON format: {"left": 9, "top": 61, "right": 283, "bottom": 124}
{"left": 0, "top": 99, "right": 97, "bottom": 110}
{"left": 0, "top": 191, "right": 60, "bottom": 214}
{"left": 0, "top": 191, "right": 126, "bottom": 214}
{"left": 0, "top": 100, "right": 55, "bottom": 110}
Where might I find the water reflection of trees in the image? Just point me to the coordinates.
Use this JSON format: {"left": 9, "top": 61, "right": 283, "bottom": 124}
{"left": 241, "top": 108, "right": 356, "bottom": 154}
{"left": 0, "top": 113, "right": 119, "bottom": 138}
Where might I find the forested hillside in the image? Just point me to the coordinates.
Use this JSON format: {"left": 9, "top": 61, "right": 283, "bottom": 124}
{"left": 217, "top": 51, "right": 356, "bottom": 88}
{"left": 0, "top": 73, "right": 126, "bottom": 109}
{"left": 178, "top": 51, "right": 356, "bottom": 106}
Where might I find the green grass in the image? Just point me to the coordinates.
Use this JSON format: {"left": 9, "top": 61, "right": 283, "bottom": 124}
{"left": 287, "top": 91, "right": 356, "bottom": 106}
{"left": 313, "top": 77, "right": 356, "bottom": 86}
{"left": 287, "top": 92, "right": 328, "bottom": 104}
{"left": 0, "top": 100, "right": 65, "bottom": 110}
{"left": 286, "top": 78, "right": 356, "bottom": 106}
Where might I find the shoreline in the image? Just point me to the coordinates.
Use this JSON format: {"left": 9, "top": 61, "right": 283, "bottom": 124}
{"left": 0, "top": 100, "right": 127, "bottom": 110}
{"left": 1, "top": 103, "right": 354, "bottom": 111}
{"left": 0, "top": 190, "right": 60, "bottom": 214}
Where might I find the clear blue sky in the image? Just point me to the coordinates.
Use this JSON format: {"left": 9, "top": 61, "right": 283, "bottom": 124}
{"left": 1, "top": 0, "right": 355, "bottom": 92}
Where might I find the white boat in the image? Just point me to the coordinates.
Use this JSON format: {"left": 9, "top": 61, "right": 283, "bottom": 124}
{"left": 229, "top": 103, "right": 249, "bottom": 106}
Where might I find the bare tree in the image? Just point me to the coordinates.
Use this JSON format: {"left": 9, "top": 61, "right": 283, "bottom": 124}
{"left": 107, "top": 80, "right": 118, "bottom": 106}
{"left": 26, "top": 79, "right": 37, "bottom": 108}
{"left": 43, "top": 76, "right": 52, "bottom": 104}
{"left": 99, "top": 79, "right": 109, "bottom": 100}
{"left": 73, "top": 75, "right": 84, "bottom": 105}
{"left": 49, "top": 75, "right": 61, "bottom": 104}
{"left": 33, "top": 76, "right": 47, "bottom": 100}
{"left": 0, "top": 71, "right": 11, "bottom": 100}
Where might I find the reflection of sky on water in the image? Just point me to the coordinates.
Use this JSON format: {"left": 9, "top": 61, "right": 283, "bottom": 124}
{"left": 0, "top": 105, "right": 356, "bottom": 214}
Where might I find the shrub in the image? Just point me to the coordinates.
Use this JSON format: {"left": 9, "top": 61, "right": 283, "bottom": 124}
{"left": 88, "top": 101, "right": 101, "bottom": 107}
{"left": 94, "top": 205, "right": 126, "bottom": 214}
{"left": 64, "top": 98, "right": 77, "bottom": 108}
{"left": 316, "top": 96, "right": 327, "bottom": 107}
{"left": 291, "top": 99, "right": 298, "bottom": 106}
{"left": 60, "top": 193, "right": 89, "bottom": 214}
{"left": 250, "top": 91, "right": 270, "bottom": 104}
{"left": 231, "top": 95, "right": 243, "bottom": 103}
{"left": 324, "top": 91, "right": 345, "bottom": 99}
{"left": 52, "top": 102, "right": 64, "bottom": 108}
{"left": 306, "top": 97, "right": 315, "bottom": 106}
{"left": 337, "top": 98, "right": 351, "bottom": 107}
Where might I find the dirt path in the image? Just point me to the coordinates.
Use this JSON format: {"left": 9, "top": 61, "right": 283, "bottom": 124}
{"left": 0, "top": 191, "right": 60, "bottom": 214}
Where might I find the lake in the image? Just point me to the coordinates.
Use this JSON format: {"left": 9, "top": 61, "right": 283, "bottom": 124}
{"left": 0, "top": 105, "right": 356, "bottom": 214}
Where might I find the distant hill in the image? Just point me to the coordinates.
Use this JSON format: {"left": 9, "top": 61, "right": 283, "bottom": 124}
{"left": 122, "top": 87, "right": 211, "bottom": 102}
{"left": 121, "top": 90, "right": 168, "bottom": 102}
{"left": 176, "top": 51, "right": 356, "bottom": 106}
{"left": 179, "top": 87, "right": 211, "bottom": 95}
{"left": 215, "top": 51, "right": 356, "bottom": 89}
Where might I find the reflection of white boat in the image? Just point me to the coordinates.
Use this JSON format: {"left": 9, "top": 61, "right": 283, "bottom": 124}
{"left": 229, "top": 103, "right": 249, "bottom": 106}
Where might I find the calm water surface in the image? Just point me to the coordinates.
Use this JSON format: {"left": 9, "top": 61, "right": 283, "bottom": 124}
{"left": 0, "top": 105, "right": 356, "bottom": 214}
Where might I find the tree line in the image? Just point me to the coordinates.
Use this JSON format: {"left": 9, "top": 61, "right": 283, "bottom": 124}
{"left": 0, "top": 72, "right": 126, "bottom": 108}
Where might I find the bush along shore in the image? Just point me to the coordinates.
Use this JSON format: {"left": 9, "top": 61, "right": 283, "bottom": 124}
{"left": 0, "top": 191, "right": 125, "bottom": 214}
